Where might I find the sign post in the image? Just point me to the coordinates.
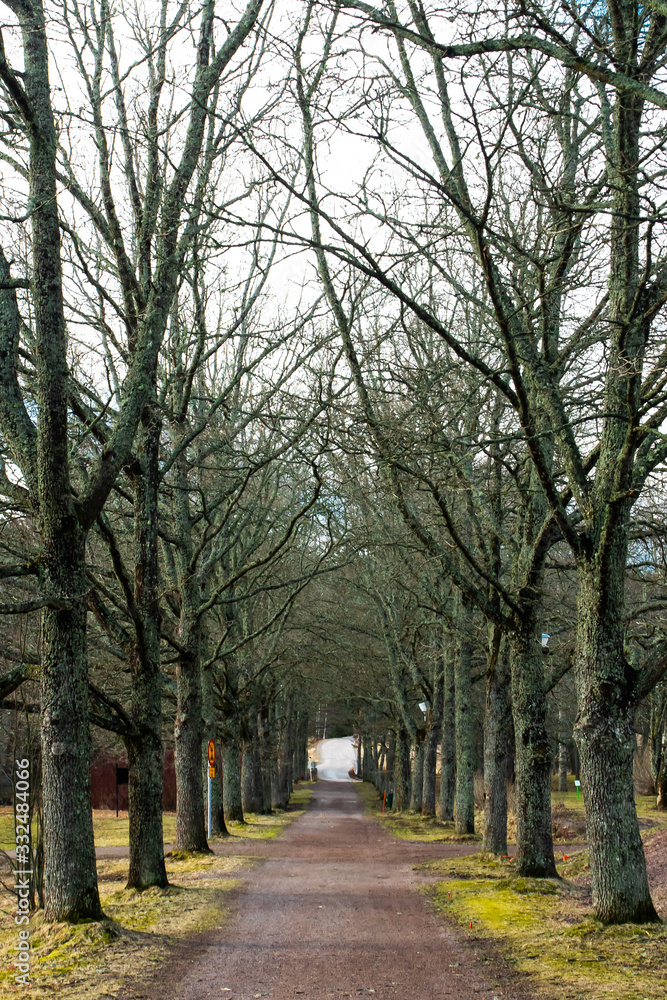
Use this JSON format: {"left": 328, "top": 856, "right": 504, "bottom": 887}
{"left": 207, "top": 739, "right": 215, "bottom": 838}
{"left": 574, "top": 778, "right": 581, "bottom": 800}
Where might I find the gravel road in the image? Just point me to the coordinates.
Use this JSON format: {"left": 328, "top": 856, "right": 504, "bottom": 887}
{"left": 144, "top": 780, "right": 527, "bottom": 1000}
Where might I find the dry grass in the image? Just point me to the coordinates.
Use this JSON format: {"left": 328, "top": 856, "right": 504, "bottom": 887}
{"left": 357, "top": 777, "right": 667, "bottom": 847}
{"left": 0, "top": 852, "right": 246, "bottom": 1000}
{"left": 0, "top": 785, "right": 315, "bottom": 852}
{"left": 0, "top": 784, "right": 314, "bottom": 997}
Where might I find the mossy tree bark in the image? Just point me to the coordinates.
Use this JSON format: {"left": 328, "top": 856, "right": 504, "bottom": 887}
{"left": 574, "top": 560, "right": 658, "bottom": 922}
{"left": 242, "top": 738, "right": 264, "bottom": 813}
{"left": 171, "top": 423, "right": 209, "bottom": 853}
{"left": 223, "top": 736, "right": 245, "bottom": 823}
{"left": 558, "top": 709, "right": 570, "bottom": 793}
{"left": 0, "top": 0, "right": 103, "bottom": 923}
{"left": 393, "top": 724, "right": 412, "bottom": 811}
{"left": 269, "top": 703, "right": 290, "bottom": 810}
{"left": 174, "top": 622, "right": 210, "bottom": 852}
{"left": 258, "top": 711, "right": 273, "bottom": 814}
{"left": 126, "top": 408, "right": 168, "bottom": 888}
{"left": 438, "top": 646, "right": 456, "bottom": 821}
{"left": 455, "top": 597, "right": 475, "bottom": 835}
{"left": 510, "top": 623, "right": 556, "bottom": 876}
{"left": 483, "top": 630, "right": 511, "bottom": 856}
{"left": 568, "top": 57, "right": 662, "bottom": 921}
{"left": 385, "top": 734, "right": 395, "bottom": 799}
{"left": 409, "top": 739, "right": 425, "bottom": 812}
{"left": 423, "top": 658, "right": 444, "bottom": 816}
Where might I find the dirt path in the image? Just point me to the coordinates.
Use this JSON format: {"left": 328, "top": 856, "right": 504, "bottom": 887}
{"left": 139, "top": 781, "right": 528, "bottom": 1000}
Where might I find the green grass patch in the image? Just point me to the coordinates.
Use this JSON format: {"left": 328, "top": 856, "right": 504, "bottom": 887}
{"left": 90, "top": 811, "right": 178, "bottom": 849}
{"left": 355, "top": 782, "right": 482, "bottom": 842}
{"left": 0, "top": 785, "right": 314, "bottom": 852}
{"left": 0, "top": 808, "right": 39, "bottom": 852}
{"left": 549, "top": 778, "right": 667, "bottom": 832}
{"left": 423, "top": 852, "right": 667, "bottom": 1000}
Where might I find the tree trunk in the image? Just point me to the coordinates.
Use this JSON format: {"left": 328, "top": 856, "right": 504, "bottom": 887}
{"left": 270, "top": 703, "right": 288, "bottom": 809}
{"left": 385, "top": 734, "right": 395, "bottom": 799}
{"left": 174, "top": 619, "right": 210, "bottom": 852}
{"left": 657, "top": 760, "right": 667, "bottom": 811}
{"left": 126, "top": 406, "right": 169, "bottom": 887}
{"left": 455, "top": 604, "right": 475, "bottom": 835}
{"left": 19, "top": 0, "right": 103, "bottom": 922}
{"left": 242, "top": 740, "right": 263, "bottom": 813}
{"left": 574, "top": 563, "right": 658, "bottom": 923}
{"left": 41, "top": 537, "right": 103, "bottom": 920}
{"left": 271, "top": 753, "right": 285, "bottom": 809}
{"left": 423, "top": 665, "right": 444, "bottom": 816}
{"left": 650, "top": 684, "right": 666, "bottom": 810}
{"left": 362, "top": 735, "right": 372, "bottom": 781}
{"left": 278, "top": 705, "right": 293, "bottom": 806}
{"left": 438, "top": 648, "right": 456, "bottom": 821}
{"left": 558, "top": 709, "right": 569, "bottom": 793}
{"left": 483, "top": 638, "right": 511, "bottom": 855}
{"left": 377, "top": 744, "right": 386, "bottom": 792}
{"left": 223, "top": 737, "right": 245, "bottom": 823}
{"left": 258, "top": 714, "right": 273, "bottom": 814}
{"left": 393, "top": 725, "right": 412, "bottom": 811}
{"left": 410, "top": 740, "right": 425, "bottom": 812}
{"left": 509, "top": 624, "right": 557, "bottom": 876}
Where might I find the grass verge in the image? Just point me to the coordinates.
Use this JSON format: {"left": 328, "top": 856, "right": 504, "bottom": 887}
{"left": 0, "top": 784, "right": 315, "bottom": 851}
{"left": 422, "top": 852, "right": 667, "bottom": 1000}
{"left": 356, "top": 779, "right": 667, "bottom": 847}
{"left": 0, "top": 852, "right": 245, "bottom": 1000}
{"left": 355, "top": 782, "right": 482, "bottom": 842}
{"left": 0, "top": 783, "right": 314, "bottom": 998}
{"left": 357, "top": 782, "right": 667, "bottom": 1000}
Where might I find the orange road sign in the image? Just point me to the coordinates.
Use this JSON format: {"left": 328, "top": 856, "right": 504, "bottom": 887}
{"left": 208, "top": 766, "right": 215, "bottom": 778}
{"left": 208, "top": 739, "right": 215, "bottom": 766}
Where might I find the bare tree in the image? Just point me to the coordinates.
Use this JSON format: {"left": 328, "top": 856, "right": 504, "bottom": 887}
{"left": 0, "top": 0, "right": 266, "bottom": 920}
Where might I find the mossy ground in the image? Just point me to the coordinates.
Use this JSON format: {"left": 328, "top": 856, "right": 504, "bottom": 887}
{"left": 0, "top": 852, "right": 245, "bottom": 999}
{"left": 357, "top": 783, "right": 667, "bottom": 1000}
{"left": 355, "top": 783, "right": 482, "bottom": 842}
{"left": 0, "top": 784, "right": 314, "bottom": 998}
{"left": 424, "top": 853, "right": 667, "bottom": 1000}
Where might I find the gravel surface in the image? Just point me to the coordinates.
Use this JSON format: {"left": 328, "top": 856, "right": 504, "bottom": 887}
{"left": 136, "top": 781, "right": 530, "bottom": 1000}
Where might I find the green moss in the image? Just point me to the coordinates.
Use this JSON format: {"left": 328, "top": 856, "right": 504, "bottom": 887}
{"left": 164, "top": 848, "right": 214, "bottom": 863}
{"left": 0, "top": 787, "right": 312, "bottom": 999}
{"left": 0, "top": 852, "right": 247, "bottom": 999}
{"left": 355, "top": 783, "right": 483, "bottom": 842}
{"left": 422, "top": 853, "right": 667, "bottom": 1000}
